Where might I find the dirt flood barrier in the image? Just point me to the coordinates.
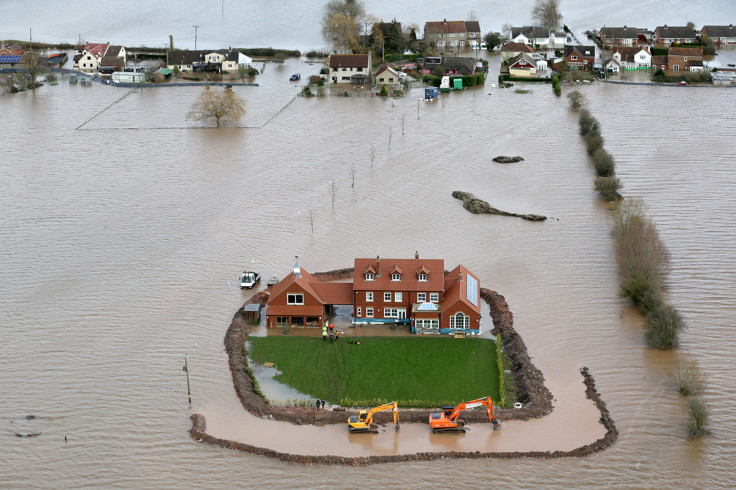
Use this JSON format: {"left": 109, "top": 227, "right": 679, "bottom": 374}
{"left": 452, "top": 191, "right": 546, "bottom": 221}
{"left": 199, "top": 268, "right": 618, "bottom": 463}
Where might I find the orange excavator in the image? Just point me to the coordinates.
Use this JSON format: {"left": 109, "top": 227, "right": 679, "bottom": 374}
{"left": 428, "top": 396, "right": 500, "bottom": 433}
{"left": 348, "top": 402, "right": 400, "bottom": 433}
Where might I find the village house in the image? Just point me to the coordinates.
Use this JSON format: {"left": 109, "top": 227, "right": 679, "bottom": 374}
{"left": 599, "top": 26, "right": 643, "bottom": 47}
{"left": 701, "top": 25, "right": 736, "bottom": 46}
{"left": 265, "top": 254, "right": 482, "bottom": 335}
{"left": 166, "top": 49, "right": 252, "bottom": 73}
{"left": 329, "top": 53, "right": 371, "bottom": 84}
{"left": 564, "top": 45, "right": 596, "bottom": 71}
{"left": 375, "top": 65, "right": 401, "bottom": 88}
{"left": 610, "top": 47, "right": 651, "bottom": 70}
{"left": 424, "top": 20, "right": 481, "bottom": 49}
{"left": 0, "top": 43, "right": 23, "bottom": 56}
{"left": 99, "top": 45, "right": 126, "bottom": 74}
{"left": 73, "top": 43, "right": 109, "bottom": 73}
{"left": 501, "top": 42, "right": 534, "bottom": 62}
{"left": 651, "top": 55, "right": 668, "bottom": 71}
{"left": 668, "top": 47, "right": 704, "bottom": 71}
{"left": 510, "top": 26, "right": 567, "bottom": 49}
{"left": 653, "top": 25, "right": 697, "bottom": 46}
{"left": 508, "top": 53, "right": 538, "bottom": 77}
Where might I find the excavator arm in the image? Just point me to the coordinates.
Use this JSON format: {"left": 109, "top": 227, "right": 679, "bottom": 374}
{"left": 429, "top": 396, "right": 499, "bottom": 433}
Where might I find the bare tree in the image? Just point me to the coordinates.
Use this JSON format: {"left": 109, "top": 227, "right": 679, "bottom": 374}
{"left": 188, "top": 85, "right": 246, "bottom": 127}
{"left": 321, "top": 0, "right": 369, "bottom": 53}
{"left": 501, "top": 23, "right": 513, "bottom": 39}
{"left": 531, "top": 0, "right": 563, "bottom": 30}
{"left": 467, "top": 10, "right": 478, "bottom": 21}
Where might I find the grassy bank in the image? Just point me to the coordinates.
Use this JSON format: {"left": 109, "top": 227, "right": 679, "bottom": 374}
{"left": 248, "top": 336, "right": 500, "bottom": 407}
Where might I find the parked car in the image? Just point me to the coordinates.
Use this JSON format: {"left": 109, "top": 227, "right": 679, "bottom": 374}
{"left": 289, "top": 73, "right": 301, "bottom": 81}
{"left": 678, "top": 81, "right": 688, "bottom": 86}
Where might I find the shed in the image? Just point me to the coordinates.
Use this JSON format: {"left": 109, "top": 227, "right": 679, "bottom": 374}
{"left": 243, "top": 303, "right": 261, "bottom": 322}
{"left": 425, "top": 86, "right": 439, "bottom": 100}
{"left": 453, "top": 78, "right": 463, "bottom": 90}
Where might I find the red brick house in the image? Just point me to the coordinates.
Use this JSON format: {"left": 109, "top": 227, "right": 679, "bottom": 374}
{"left": 668, "top": 47, "right": 703, "bottom": 71}
{"left": 265, "top": 263, "right": 353, "bottom": 328}
{"left": 266, "top": 254, "right": 482, "bottom": 335}
{"left": 564, "top": 45, "right": 596, "bottom": 71}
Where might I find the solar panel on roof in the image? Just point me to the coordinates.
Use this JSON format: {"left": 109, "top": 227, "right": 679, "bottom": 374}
{"left": 0, "top": 55, "right": 22, "bottom": 63}
{"left": 466, "top": 275, "right": 478, "bottom": 307}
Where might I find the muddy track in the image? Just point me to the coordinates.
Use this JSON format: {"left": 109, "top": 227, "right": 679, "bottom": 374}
{"left": 189, "top": 367, "right": 617, "bottom": 464}
{"left": 198, "top": 268, "right": 618, "bottom": 462}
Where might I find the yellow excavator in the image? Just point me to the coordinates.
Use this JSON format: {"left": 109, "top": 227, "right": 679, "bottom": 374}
{"left": 347, "top": 402, "right": 400, "bottom": 433}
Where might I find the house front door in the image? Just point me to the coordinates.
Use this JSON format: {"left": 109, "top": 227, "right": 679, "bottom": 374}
{"left": 397, "top": 309, "right": 406, "bottom": 319}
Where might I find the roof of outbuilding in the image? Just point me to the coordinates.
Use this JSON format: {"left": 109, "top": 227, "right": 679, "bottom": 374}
{"left": 501, "top": 42, "right": 534, "bottom": 53}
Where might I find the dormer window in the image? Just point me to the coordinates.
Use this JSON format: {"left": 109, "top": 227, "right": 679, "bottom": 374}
{"left": 418, "top": 273, "right": 428, "bottom": 282}
{"left": 391, "top": 273, "right": 401, "bottom": 281}
{"left": 365, "top": 273, "right": 375, "bottom": 281}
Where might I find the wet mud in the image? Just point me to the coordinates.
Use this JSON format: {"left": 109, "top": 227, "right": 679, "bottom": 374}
{"left": 452, "top": 191, "right": 547, "bottom": 221}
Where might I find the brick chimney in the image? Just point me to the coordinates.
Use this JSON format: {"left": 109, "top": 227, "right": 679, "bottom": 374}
{"left": 415, "top": 251, "right": 419, "bottom": 259}
{"left": 376, "top": 255, "right": 381, "bottom": 276}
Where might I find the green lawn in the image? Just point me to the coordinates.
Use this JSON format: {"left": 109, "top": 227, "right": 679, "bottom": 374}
{"left": 248, "top": 336, "right": 500, "bottom": 407}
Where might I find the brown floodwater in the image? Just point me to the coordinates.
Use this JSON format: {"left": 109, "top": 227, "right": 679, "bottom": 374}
{"left": 2, "top": 55, "right": 735, "bottom": 487}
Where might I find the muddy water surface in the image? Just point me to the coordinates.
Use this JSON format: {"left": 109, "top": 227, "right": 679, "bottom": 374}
{"left": 2, "top": 56, "right": 736, "bottom": 486}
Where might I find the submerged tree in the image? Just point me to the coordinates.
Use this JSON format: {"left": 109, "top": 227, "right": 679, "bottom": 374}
{"left": 188, "top": 85, "right": 246, "bottom": 127}
{"left": 532, "top": 0, "right": 563, "bottom": 30}
{"left": 321, "top": 0, "right": 370, "bottom": 53}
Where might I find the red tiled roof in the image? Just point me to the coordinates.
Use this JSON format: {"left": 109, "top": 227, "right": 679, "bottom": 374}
{"left": 311, "top": 283, "right": 354, "bottom": 305}
{"left": 425, "top": 21, "right": 468, "bottom": 35}
{"left": 84, "top": 43, "right": 109, "bottom": 57}
{"left": 669, "top": 47, "right": 703, "bottom": 56}
{"left": 267, "top": 268, "right": 324, "bottom": 305}
{"left": 501, "top": 42, "right": 534, "bottom": 53}
{"left": 353, "top": 257, "right": 444, "bottom": 292}
{"left": 442, "top": 265, "right": 481, "bottom": 315}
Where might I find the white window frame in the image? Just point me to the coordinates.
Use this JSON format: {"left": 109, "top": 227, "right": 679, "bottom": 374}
{"left": 450, "top": 312, "right": 470, "bottom": 330}
{"left": 287, "top": 293, "right": 304, "bottom": 305}
{"left": 366, "top": 307, "right": 374, "bottom": 318}
{"left": 430, "top": 293, "right": 439, "bottom": 303}
{"left": 365, "top": 273, "right": 374, "bottom": 281}
{"left": 391, "top": 273, "right": 401, "bottom": 281}
{"left": 366, "top": 292, "right": 373, "bottom": 302}
{"left": 418, "top": 273, "right": 428, "bottom": 282}
{"left": 417, "top": 293, "right": 426, "bottom": 302}
{"left": 356, "top": 307, "right": 361, "bottom": 317}
{"left": 384, "top": 292, "right": 392, "bottom": 302}
{"left": 385, "top": 308, "right": 398, "bottom": 318}
{"left": 395, "top": 292, "right": 402, "bottom": 302}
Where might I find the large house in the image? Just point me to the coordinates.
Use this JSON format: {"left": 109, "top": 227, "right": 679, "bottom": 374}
{"left": 99, "top": 45, "right": 126, "bottom": 74}
{"left": 265, "top": 255, "right": 482, "bottom": 335}
{"left": 599, "top": 26, "right": 642, "bottom": 47}
{"left": 653, "top": 25, "right": 697, "bottom": 46}
{"left": 668, "top": 47, "right": 704, "bottom": 71}
{"left": 329, "top": 53, "right": 371, "bottom": 84}
{"left": 701, "top": 25, "right": 736, "bottom": 46}
{"left": 166, "top": 49, "right": 252, "bottom": 73}
{"left": 424, "top": 20, "right": 481, "bottom": 49}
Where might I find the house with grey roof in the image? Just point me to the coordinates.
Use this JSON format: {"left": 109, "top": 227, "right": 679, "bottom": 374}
{"left": 653, "top": 25, "right": 697, "bottom": 46}
{"left": 701, "top": 25, "right": 736, "bottom": 45}
{"left": 600, "top": 26, "right": 642, "bottom": 47}
{"left": 424, "top": 20, "right": 482, "bottom": 49}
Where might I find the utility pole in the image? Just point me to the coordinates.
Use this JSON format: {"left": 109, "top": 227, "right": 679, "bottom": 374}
{"left": 193, "top": 25, "right": 199, "bottom": 50}
{"left": 184, "top": 355, "right": 192, "bottom": 405}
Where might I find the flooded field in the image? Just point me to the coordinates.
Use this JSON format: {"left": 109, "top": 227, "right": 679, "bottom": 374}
{"left": 2, "top": 54, "right": 736, "bottom": 486}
